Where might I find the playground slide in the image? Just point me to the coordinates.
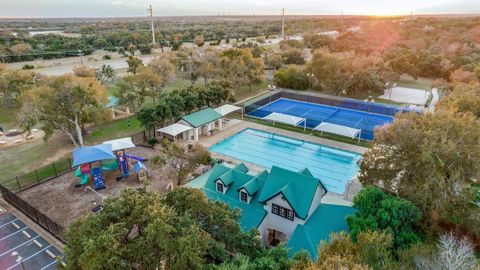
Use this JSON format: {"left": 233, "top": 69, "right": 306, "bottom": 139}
{"left": 92, "top": 167, "right": 106, "bottom": 190}
{"left": 125, "top": 154, "right": 145, "bottom": 162}
{"left": 74, "top": 167, "right": 89, "bottom": 185}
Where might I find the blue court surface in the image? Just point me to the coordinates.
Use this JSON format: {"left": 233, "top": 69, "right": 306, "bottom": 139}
{"left": 0, "top": 212, "right": 64, "bottom": 270}
{"left": 247, "top": 98, "right": 394, "bottom": 141}
{"left": 210, "top": 128, "right": 361, "bottom": 194}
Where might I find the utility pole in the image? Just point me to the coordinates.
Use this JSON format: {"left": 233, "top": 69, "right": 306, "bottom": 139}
{"left": 281, "top": 8, "right": 285, "bottom": 40}
{"left": 147, "top": 4, "right": 156, "bottom": 46}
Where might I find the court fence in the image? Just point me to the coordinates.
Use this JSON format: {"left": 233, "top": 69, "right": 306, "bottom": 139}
{"left": 243, "top": 89, "right": 417, "bottom": 117}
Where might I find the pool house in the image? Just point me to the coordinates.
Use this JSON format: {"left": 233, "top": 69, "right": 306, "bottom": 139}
{"left": 156, "top": 105, "right": 242, "bottom": 142}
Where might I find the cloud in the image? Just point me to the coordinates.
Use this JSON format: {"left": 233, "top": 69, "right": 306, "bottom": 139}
{"left": 111, "top": 1, "right": 123, "bottom": 5}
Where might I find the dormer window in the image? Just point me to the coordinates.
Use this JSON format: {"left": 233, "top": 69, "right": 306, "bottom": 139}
{"left": 240, "top": 191, "right": 248, "bottom": 203}
{"left": 216, "top": 181, "right": 224, "bottom": 193}
{"left": 272, "top": 203, "right": 294, "bottom": 221}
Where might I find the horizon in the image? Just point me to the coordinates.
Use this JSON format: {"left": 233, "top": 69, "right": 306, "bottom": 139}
{"left": 2, "top": 0, "right": 480, "bottom": 19}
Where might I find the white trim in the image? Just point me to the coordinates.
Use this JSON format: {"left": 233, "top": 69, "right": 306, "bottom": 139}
{"left": 157, "top": 123, "right": 193, "bottom": 137}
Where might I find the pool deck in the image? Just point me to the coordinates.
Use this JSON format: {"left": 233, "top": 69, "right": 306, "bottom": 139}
{"left": 197, "top": 120, "right": 367, "bottom": 201}
{"left": 199, "top": 120, "right": 369, "bottom": 154}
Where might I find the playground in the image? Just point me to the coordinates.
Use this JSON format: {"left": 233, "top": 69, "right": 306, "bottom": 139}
{"left": 16, "top": 139, "right": 172, "bottom": 228}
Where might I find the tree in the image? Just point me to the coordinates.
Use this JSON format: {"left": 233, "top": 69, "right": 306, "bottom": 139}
{"left": 73, "top": 65, "right": 96, "bottom": 78}
{"left": 347, "top": 186, "right": 422, "bottom": 249}
{"left": 0, "top": 69, "right": 36, "bottom": 108}
{"left": 273, "top": 65, "right": 309, "bottom": 90}
{"left": 436, "top": 82, "right": 480, "bottom": 118}
{"left": 266, "top": 52, "right": 283, "bottom": 71}
{"left": 359, "top": 111, "right": 480, "bottom": 238}
{"left": 147, "top": 54, "right": 176, "bottom": 102}
{"left": 306, "top": 231, "right": 397, "bottom": 270}
{"left": 346, "top": 69, "right": 385, "bottom": 97}
{"left": 194, "top": 35, "right": 205, "bottom": 47}
{"left": 18, "top": 75, "right": 109, "bottom": 147}
{"left": 127, "top": 43, "right": 137, "bottom": 55}
{"left": 64, "top": 188, "right": 211, "bottom": 269}
{"left": 281, "top": 48, "right": 305, "bottom": 65}
{"left": 95, "top": 64, "right": 114, "bottom": 85}
{"left": 414, "top": 233, "right": 479, "bottom": 270}
{"left": 220, "top": 48, "right": 264, "bottom": 91}
{"left": 152, "top": 140, "right": 192, "bottom": 185}
{"left": 115, "top": 67, "right": 159, "bottom": 112}
{"left": 126, "top": 56, "right": 143, "bottom": 74}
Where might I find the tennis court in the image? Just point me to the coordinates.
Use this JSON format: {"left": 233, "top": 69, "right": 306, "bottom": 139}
{"left": 247, "top": 98, "right": 393, "bottom": 141}
{"left": 0, "top": 212, "right": 64, "bottom": 270}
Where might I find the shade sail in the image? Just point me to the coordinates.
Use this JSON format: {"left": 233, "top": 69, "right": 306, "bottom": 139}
{"left": 214, "top": 104, "right": 242, "bottom": 116}
{"left": 157, "top": 123, "right": 193, "bottom": 137}
{"left": 313, "top": 122, "right": 360, "bottom": 139}
{"left": 263, "top": 112, "right": 305, "bottom": 126}
{"left": 103, "top": 137, "right": 135, "bottom": 151}
{"left": 72, "top": 144, "right": 116, "bottom": 167}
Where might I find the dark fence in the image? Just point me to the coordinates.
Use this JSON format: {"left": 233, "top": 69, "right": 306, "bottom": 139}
{"left": 0, "top": 185, "right": 65, "bottom": 242}
{"left": 0, "top": 129, "right": 153, "bottom": 243}
{"left": 2, "top": 158, "right": 74, "bottom": 194}
{"left": 244, "top": 90, "right": 419, "bottom": 117}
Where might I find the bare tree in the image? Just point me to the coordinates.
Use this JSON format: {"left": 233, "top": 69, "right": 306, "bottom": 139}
{"left": 415, "top": 233, "right": 478, "bottom": 270}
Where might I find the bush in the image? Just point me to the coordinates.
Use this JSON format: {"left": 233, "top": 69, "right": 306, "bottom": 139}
{"left": 347, "top": 186, "right": 423, "bottom": 250}
{"left": 102, "top": 54, "right": 112, "bottom": 60}
{"left": 22, "top": 64, "right": 34, "bottom": 70}
{"left": 191, "top": 144, "right": 211, "bottom": 165}
{"left": 273, "top": 65, "right": 309, "bottom": 90}
{"left": 147, "top": 138, "right": 158, "bottom": 146}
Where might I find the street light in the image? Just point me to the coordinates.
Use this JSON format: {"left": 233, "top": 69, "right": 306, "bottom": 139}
{"left": 11, "top": 251, "right": 25, "bottom": 270}
{"left": 268, "top": 84, "right": 276, "bottom": 110}
{"left": 364, "top": 96, "right": 375, "bottom": 138}
{"left": 77, "top": 49, "right": 84, "bottom": 66}
{"left": 306, "top": 73, "right": 314, "bottom": 90}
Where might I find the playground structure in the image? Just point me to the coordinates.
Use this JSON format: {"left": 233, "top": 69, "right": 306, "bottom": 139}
{"left": 72, "top": 137, "right": 148, "bottom": 190}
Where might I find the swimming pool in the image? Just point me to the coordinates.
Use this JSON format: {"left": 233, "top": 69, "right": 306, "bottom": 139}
{"left": 209, "top": 128, "right": 361, "bottom": 194}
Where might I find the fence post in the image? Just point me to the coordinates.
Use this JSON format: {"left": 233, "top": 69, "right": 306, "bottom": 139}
{"left": 143, "top": 130, "right": 147, "bottom": 142}
{"left": 35, "top": 170, "right": 40, "bottom": 184}
{"left": 15, "top": 176, "right": 21, "bottom": 191}
{"left": 68, "top": 158, "right": 72, "bottom": 169}
{"left": 52, "top": 162, "right": 57, "bottom": 176}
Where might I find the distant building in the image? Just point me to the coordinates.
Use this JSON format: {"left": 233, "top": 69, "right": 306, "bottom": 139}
{"left": 347, "top": 26, "right": 362, "bottom": 33}
{"left": 317, "top": 30, "right": 340, "bottom": 38}
{"left": 188, "top": 163, "right": 356, "bottom": 259}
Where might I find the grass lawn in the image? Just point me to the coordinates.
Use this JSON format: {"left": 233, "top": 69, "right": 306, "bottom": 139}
{"left": 85, "top": 117, "right": 143, "bottom": 144}
{"left": 397, "top": 75, "right": 435, "bottom": 90}
{"left": 235, "top": 81, "right": 269, "bottom": 101}
{"left": 245, "top": 117, "right": 371, "bottom": 148}
{"left": 0, "top": 107, "right": 19, "bottom": 130}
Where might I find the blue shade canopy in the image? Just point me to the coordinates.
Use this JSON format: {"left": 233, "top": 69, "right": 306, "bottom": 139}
{"left": 72, "top": 144, "right": 116, "bottom": 167}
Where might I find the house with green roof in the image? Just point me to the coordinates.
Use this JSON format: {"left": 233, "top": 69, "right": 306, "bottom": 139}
{"left": 187, "top": 163, "right": 356, "bottom": 259}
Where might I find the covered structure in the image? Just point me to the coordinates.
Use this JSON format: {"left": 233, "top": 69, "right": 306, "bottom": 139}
{"left": 313, "top": 122, "right": 361, "bottom": 141}
{"left": 72, "top": 144, "right": 116, "bottom": 167}
{"left": 214, "top": 104, "right": 243, "bottom": 119}
{"left": 177, "top": 108, "right": 223, "bottom": 141}
{"left": 156, "top": 123, "right": 193, "bottom": 141}
{"left": 103, "top": 137, "right": 135, "bottom": 151}
{"left": 263, "top": 112, "right": 306, "bottom": 131}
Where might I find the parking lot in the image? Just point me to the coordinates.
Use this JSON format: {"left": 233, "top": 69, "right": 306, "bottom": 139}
{"left": 0, "top": 212, "right": 64, "bottom": 270}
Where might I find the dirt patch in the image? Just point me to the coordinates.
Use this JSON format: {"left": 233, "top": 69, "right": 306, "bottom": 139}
{"left": 17, "top": 146, "right": 173, "bottom": 228}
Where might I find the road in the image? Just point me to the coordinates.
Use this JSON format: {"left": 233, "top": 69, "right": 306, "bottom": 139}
{"left": 32, "top": 55, "right": 154, "bottom": 76}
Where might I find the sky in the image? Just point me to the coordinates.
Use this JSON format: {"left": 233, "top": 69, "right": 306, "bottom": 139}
{"left": 1, "top": 0, "right": 479, "bottom": 18}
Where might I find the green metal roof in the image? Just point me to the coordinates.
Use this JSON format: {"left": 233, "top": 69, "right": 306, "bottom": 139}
{"left": 187, "top": 163, "right": 355, "bottom": 259}
{"left": 181, "top": 108, "right": 222, "bottom": 128}
{"left": 287, "top": 204, "right": 357, "bottom": 259}
{"left": 239, "top": 170, "right": 269, "bottom": 195}
{"left": 257, "top": 166, "right": 324, "bottom": 220}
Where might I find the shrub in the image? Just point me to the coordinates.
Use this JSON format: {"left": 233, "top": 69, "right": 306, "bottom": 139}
{"left": 147, "top": 138, "right": 158, "bottom": 146}
{"left": 102, "top": 54, "right": 112, "bottom": 60}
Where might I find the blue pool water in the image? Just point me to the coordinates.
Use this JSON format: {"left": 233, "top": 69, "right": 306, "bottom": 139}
{"left": 209, "top": 128, "right": 361, "bottom": 194}
{"left": 247, "top": 98, "right": 394, "bottom": 141}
